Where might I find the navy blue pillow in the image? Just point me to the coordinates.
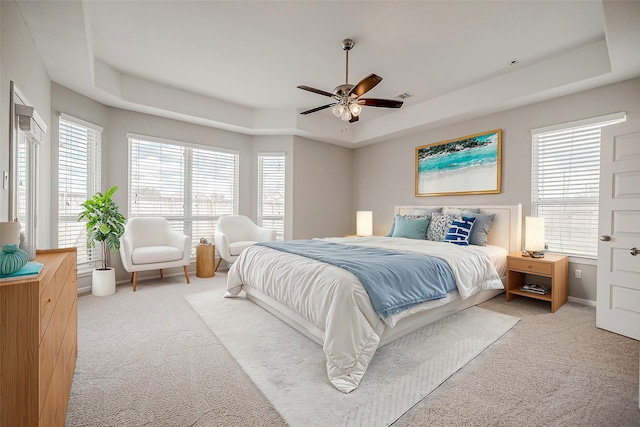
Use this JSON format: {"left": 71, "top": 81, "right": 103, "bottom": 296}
{"left": 444, "top": 216, "right": 476, "bottom": 246}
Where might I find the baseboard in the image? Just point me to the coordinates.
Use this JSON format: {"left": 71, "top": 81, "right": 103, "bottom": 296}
{"left": 77, "top": 285, "right": 92, "bottom": 295}
{"left": 568, "top": 296, "right": 596, "bottom": 307}
{"left": 76, "top": 270, "right": 194, "bottom": 295}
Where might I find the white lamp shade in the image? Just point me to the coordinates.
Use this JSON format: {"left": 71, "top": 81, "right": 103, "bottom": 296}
{"left": 525, "top": 216, "right": 545, "bottom": 252}
{"left": 0, "top": 222, "right": 21, "bottom": 246}
{"left": 356, "top": 211, "right": 373, "bottom": 237}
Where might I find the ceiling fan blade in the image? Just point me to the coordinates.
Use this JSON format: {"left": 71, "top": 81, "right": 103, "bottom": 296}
{"left": 349, "top": 74, "right": 383, "bottom": 98}
{"left": 349, "top": 115, "right": 359, "bottom": 124}
{"left": 300, "top": 103, "right": 336, "bottom": 115}
{"left": 297, "top": 85, "right": 336, "bottom": 98}
{"left": 358, "top": 98, "right": 404, "bottom": 108}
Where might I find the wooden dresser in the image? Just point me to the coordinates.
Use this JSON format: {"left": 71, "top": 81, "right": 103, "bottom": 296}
{"left": 0, "top": 248, "right": 78, "bottom": 426}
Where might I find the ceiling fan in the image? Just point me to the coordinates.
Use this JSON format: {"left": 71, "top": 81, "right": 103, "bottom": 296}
{"left": 297, "top": 39, "right": 403, "bottom": 123}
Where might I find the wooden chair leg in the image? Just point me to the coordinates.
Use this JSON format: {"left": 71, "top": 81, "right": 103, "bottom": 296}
{"left": 132, "top": 272, "right": 138, "bottom": 292}
{"left": 160, "top": 269, "right": 164, "bottom": 279}
{"left": 130, "top": 273, "right": 134, "bottom": 282}
{"left": 214, "top": 258, "right": 223, "bottom": 272}
{"left": 183, "top": 265, "right": 190, "bottom": 284}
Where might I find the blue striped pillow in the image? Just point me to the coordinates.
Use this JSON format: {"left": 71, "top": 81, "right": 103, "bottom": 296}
{"left": 444, "top": 216, "right": 476, "bottom": 246}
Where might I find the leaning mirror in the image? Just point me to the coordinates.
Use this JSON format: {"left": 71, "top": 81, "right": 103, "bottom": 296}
{"left": 9, "top": 81, "right": 47, "bottom": 260}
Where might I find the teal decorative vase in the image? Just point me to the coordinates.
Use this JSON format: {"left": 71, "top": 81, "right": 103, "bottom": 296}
{"left": 0, "top": 244, "right": 29, "bottom": 275}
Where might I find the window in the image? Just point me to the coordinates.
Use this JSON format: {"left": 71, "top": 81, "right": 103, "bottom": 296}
{"left": 257, "top": 153, "right": 286, "bottom": 240}
{"left": 531, "top": 112, "right": 626, "bottom": 258}
{"left": 128, "top": 134, "right": 239, "bottom": 254}
{"left": 58, "top": 114, "right": 102, "bottom": 272}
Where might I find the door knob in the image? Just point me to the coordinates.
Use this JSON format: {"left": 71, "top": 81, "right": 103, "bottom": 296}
{"left": 599, "top": 235, "right": 611, "bottom": 241}
{"left": 631, "top": 247, "right": 639, "bottom": 256}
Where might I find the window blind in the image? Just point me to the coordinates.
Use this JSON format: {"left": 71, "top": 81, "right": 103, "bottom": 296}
{"left": 258, "top": 153, "right": 285, "bottom": 241}
{"left": 531, "top": 112, "right": 625, "bottom": 258}
{"left": 58, "top": 115, "right": 102, "bottom": 272}
{"left": 191, "top": 146, "right": 239, "bottom": 249}
{"left": 129, "top": 138, "right": 185, "bottom": 218}
{"left": 129, "top": 135, "right": 239, "bottom": 255}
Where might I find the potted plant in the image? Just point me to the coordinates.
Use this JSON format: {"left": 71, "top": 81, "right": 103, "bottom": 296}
{"left": 78, "top": 186, "right": 126, "bottom": 296}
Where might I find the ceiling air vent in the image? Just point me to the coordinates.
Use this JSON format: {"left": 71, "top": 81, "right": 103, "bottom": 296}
{"left": 396, "top": 92, "right": 413, "bottom": 100}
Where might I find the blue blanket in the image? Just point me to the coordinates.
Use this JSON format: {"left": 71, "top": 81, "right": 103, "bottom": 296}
{"left": 257, "top": 240, "right": 457, "bottom": 318}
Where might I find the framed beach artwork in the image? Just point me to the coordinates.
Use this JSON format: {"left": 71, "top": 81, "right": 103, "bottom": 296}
{"left": 415, "top": 129, "right": 501, "bottom": 196}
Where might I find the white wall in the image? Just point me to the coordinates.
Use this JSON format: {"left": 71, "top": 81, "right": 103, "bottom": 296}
{"left": 0, "top": 1, "right": 52, "bottom": 252}
{"left": 353, "top": 77, "right": 640, "bottom": 301}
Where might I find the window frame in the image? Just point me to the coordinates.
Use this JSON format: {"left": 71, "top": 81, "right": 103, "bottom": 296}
{"left": 57, "top": 113, "right": 103, "bottom": 273}
{"left": 257, "top": 152, "right": 286, "bottom": 241}
{"left": 127, "top": 133, "right": 239, "bottom": 256}
{"left": 530, "top": 112, "right": 626, "bottom": 259}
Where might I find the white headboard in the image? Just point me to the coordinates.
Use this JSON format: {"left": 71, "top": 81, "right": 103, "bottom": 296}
{"left": 394, "top": 204, "right": 522, "bottom": 254}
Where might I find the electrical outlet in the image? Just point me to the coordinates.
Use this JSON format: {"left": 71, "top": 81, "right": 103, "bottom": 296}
{"left": 575, "top": 269, "right": 582, "bottom": 279}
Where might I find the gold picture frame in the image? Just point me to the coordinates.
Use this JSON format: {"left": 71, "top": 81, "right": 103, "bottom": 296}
{"left": 415, "top": 129, "right": 502, "bottom": 197}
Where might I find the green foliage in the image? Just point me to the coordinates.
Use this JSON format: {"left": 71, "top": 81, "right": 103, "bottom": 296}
{"left": 78, "top": 186, "right": 126, "bottom": 270}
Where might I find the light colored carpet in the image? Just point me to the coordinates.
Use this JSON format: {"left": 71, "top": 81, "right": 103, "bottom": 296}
{"left": 66, "top": 272, "right": 640, "bottom": 426}
{"left": 186, "top": 288, "right": 520, "bottom": 427}
{"left": 66, "top": 274, "right": 286, "bottom": 427}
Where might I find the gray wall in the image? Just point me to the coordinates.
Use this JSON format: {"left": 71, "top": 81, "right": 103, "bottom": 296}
{"left": 49, "top": 86, "right": 354, "bottom": 283}
{"left": 5, "top": 1, "right": 638, "bottom": 302}
{"left": 292, "top": 136, "right": 353, "bottom": 239}
{"left": 353, "top": 77, "right": 640, "bottom": 302}
{"left": 0, "top": 1, "right": 52, "bottom": 251}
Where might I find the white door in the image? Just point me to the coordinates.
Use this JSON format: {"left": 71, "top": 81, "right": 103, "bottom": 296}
{"left": 596, "top": 119, "right": 640, "bottom": 341}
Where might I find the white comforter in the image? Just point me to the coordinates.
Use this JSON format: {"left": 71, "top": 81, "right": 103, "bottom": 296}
{"left": 225, "top": 236, "right": 503, "bottom": 393}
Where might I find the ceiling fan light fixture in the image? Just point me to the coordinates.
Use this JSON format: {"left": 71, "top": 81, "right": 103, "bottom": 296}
{"left": 298, "top": 38, "right": 403, "bottom": 121}
{"left": 349, "top": 102, "right": 362, "bottom": 117}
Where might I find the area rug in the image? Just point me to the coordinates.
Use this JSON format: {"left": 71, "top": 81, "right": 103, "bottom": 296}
{"left": 186, "top": 288, "right": 520, "bottom": 427}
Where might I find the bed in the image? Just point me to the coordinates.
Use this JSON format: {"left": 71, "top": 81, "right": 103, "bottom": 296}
{"left": 225, "top": 205, "right": 522, "bottom": 393}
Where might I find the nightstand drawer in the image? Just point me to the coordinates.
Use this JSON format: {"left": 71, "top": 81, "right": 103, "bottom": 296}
{"left": 508, "top": 258, "right": 552, "bottom": 275}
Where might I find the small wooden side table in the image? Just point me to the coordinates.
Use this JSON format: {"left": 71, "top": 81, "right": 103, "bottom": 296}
{"left": 196, "top": 244, "right": 215, "bottom": 278}
{"left": 506, "top": 253, "right": 568, "bottom": 312}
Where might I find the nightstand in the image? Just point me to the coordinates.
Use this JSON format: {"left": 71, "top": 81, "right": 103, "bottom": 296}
{"left": 505, "top": 253, "right": 568, "bottom": 312}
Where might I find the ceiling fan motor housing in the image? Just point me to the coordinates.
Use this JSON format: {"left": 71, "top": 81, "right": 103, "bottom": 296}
{"left": 334, "top": 84, "right": 355, "bottom": 97}
{"left": 341, "top": 39, "right": 354, "bottom": 51}
{"left": 297, "top": 37, "right": 403, "bottom": 119}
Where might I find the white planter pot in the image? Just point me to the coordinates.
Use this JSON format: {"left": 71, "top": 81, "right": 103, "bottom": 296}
{"left": 92, "top": 268, "right": 116, "bottom": 297}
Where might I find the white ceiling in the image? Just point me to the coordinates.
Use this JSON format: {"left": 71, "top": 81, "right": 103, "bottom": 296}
{"left": 15, "top": 1, "right": 640, "bottom": 147}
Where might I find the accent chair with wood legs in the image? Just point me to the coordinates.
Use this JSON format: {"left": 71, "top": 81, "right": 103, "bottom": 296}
{"left": 119, "top": 217, "right": 191, "bottom": 291}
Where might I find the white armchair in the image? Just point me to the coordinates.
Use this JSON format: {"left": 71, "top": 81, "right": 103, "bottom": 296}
{"left": 215, "top": 215, "right": 277, "bottom": 269}
{"left": 119, "top": 217, "right": 191, "bottom": 291}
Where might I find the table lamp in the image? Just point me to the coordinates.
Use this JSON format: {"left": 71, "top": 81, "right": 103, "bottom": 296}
{"left": 525, "top": 216, "right": 545, "bottom": 258}
{"left": 356, "top": 211, "right": 373, "bottom": 237}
